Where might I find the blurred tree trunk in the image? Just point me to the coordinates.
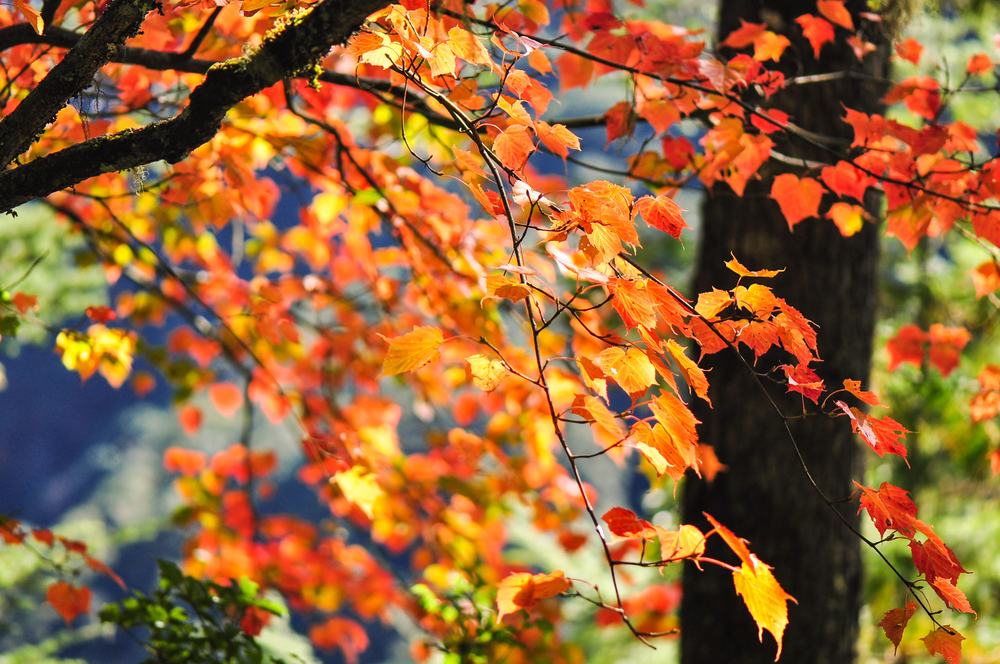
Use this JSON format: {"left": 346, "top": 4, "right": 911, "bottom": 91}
{"left": 680, "top": 2, "right": 890, "bottom": 663}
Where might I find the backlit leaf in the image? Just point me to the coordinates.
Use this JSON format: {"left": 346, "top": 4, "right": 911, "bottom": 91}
{"left": 496, "top": 571, "right": 571, "bottom": 622}
{"left": 732, "top": 558, "right": 796, "bottom": 661}
{"left": 466, "top": 354, "right": 507, "bottom": 392}
{"left": 877, "top": 601, "right": 916, "bottom": 655}
{"left": 771, "top": 174, "right": 825, "bottom": 229}
{"left": 382, "top": 327, "right": 444, "bottom": 376}
{"left": 47, "top": 581, "right": 91, "bottom": 625}
{"left": 636, "top": 195, "right": 688, "bottom": 239}
{"left": 921, "top": 626, "right": 964, "bottom": 664}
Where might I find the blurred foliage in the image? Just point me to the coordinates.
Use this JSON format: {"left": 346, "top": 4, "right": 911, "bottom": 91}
{"left": 0, "top": 204, "right": 107, "bottom": 349}
{"left": 98, "top": 560, "right": 288, "bottom": 664}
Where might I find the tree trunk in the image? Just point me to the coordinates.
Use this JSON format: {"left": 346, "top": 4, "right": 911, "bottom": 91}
{"left": 680, "top": 2, "right": 889, "bottom": 663}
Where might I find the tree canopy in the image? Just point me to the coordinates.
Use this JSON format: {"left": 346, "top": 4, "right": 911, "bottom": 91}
{"left": 0, "top": 0, "right": 997, "bottom": 661}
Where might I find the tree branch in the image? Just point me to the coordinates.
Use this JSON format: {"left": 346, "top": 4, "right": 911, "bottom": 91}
{"left": 0, "top": 0, "right": 160, "bottom": 168}
{"left": 0, "top": 0, "right": 390, "bottom": 212}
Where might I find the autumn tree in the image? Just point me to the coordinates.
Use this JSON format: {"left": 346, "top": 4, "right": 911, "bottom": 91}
{"left": 0, "top": 0, "right": 991, "bottom": 662}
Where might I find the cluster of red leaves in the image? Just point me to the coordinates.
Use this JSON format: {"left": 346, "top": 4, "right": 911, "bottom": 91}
{"left": 856, "top": 482, "right": 975, "bottom": 660}
{"left": 0, "top": 517, "right": 124, "bottom": 625}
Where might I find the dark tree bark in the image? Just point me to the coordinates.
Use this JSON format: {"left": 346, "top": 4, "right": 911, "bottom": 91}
{"left": 680, "top": 2, "right": 890, "bottom": 663}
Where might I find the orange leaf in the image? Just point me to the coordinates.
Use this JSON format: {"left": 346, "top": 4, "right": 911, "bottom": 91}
{"left": 878, "top": 601, "right": 916, "bottom": 655}
{"left": 753, "top": 31, "right": 791, "bottom": 63}
{"left": 895, "top": 37, "right": 923, "bottom": 64}
{"left": 496, "top": 570, "right": 571, "bottom": 622}
{"left": 705, "top": 513, "right": 752, "bottom": 567}
{"left": 665, "top": 339, "right": 711, "bottom": 405}
{"left": 493, "top": 125, "right": 535, "bottom": 172}
{"left": 14, "top": 0, "right": 43, "bottom": 34}
{"left": 696, "top": 444, "right": 727, "bottom": 484}
{"left": 928, "top": 324, "right": 971, "bottom": 377}
{"left": 164, "top": 446, "right": 207, "bottom": 476}
{"left": 843, "top": 379, "right": 884, "bottom": 407}
{"left": 726, "top": 254, "right": 783, "bottom": 278}
{"left": 209, "top": 382, "right": 243, "bottom": 418}
{"left": 971, "top": 261, "right": 1000, "bottom": 299}
{"left": 178, "top": 404, "right": 203, "bottom": 436}
{"left": 310, "top": 617, "right": 369, "bottom": 664}
{"left": 595, "top": 346, "right": 655, "bottom": 397}
{"left": 826, "top": 202, "right": 866, "bottom": 237}
{"left": 571, "top": 394, "right": 623, "bottom": 442}
{"left": 536, "top": 122, "right": 581, "bottom": 159}
{"left": 84, "top": 553, "right": 127, "bottom": 590}
{"left": 721, "top": 20, "right": 766, "bottom": 49}
{"left": 931, "top": 577, "right": 976, "bottom": 615}
{"left": 780, "top": 363, "right": 824, "bottom": 403}
{"left": 382, "top": 327, "right": 444, "bottom": 376}
{"left": 794, "top": 14, "right": 835, "bottom": 59}
{"left": 967, "top": 52, "right": 992, "bottom": 75}
{"left": 46, "top": 581, "right": 91, "bottom": 625}
{"left": 922, "top": 626, "right": 965, "bottom": 664}
{"left": 855, "top": 481, "right": 918, "bottom": 539}
{"left": 817, "top": 0, "right": 853, "bottom": 30}
{"left": 602, "top": 101, "right": 637, "bottom": 145}
{"left": 836, "top": 401, "right": 910, "bottom": 464}
{"left": 601, "top": 506, "right": 658, "bottom": 540}
{"left": 635, "top": 195, "right": 688, "bottom": 239}
{"left": 732, "top": 558, "right": 797, "bottom": 661}
{"left": 484, "top": 274, "right": 531, "bottom": 303}
{"left": 609, "top": 278, "right": 657, "bottom": 330}
{"left": 771, "top": 174, "right": 824, "bottom": 229}
{"left": 886, "top": 323, "right": 927, "bottom": 371}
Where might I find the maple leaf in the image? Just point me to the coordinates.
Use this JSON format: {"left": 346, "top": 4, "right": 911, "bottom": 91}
{"left": 695, "top": 288, "right": 734, "bottom": 319}
{"left": 382, "top": 327, "right": 444, "bottom": 376}
{"left": 794, "top": 15, "right": 835, "bottom": 59}
{"left": 753, "top": 32, "right": 791, "bottom": 63}
{"left": 164, "top": 447, "right": 208, "bottom": 476}
{"left": 666, "top": 339, "right": 711, "bottom": 405}
{"left": 594, "top": 346, "right": 655, "bottom": 397}
{"left": 836, "top": 402, "right": 910, "bottom": 464}
{"left": 726, "top": 254, "right": 784, "bottom": 278}
{"left": 333, "top": 466, "right": 383, "bottom": 519}
{"left": 493, "top": 125, "right": 535, "bottom": 172}
{"left": 921, "top": 626, "right": 965, "bottom": 664}
{"left": 603, "top": 101, "right": 638, "bottom": 145}
{"left": 877, "top": 601, "right": 916, "bottom": 655}
{"left": 971, "top": 261, "right": 1000, "bottom": 298}
{"left": 770, "top": 174, "right": 825, "bottom": 229}
{"left": 886, "top": 324, "right": 928, "bottom": 372}
{"left": 780, "top": 364, "right": 824, "bottom": 403}
{"left": 536, "top": 122, "right": 581, "bottom": 159}
{"left": 696, "top": 444, "right": 728, "bottom": 484}
{"left": 826, "top": 202, "right": 866, "bottom": 237}
{"left": 209, "top": 382, "right": 243, "bottom": 418}
{"left": 602, "top": 507, "right": 659, "bottom": 540}
{"left": 46, "top": 581, "right": 91, "bottom": 625}
{"left": 658, "top": 524, "right": 706, "bottom": 561}
{"left": 496, "top": 571, "right": 571, "bottom": 622}
{"left": 705, "top": 514, "right": 796, "bottom": 660}
{"left": 967, "top": 52, "right": 993, "bottom": 75}
{"left": 895, "top": 37, "right": 923, "bottom": 64}
{"left": 817, "top": 0, "right": 854, "bottom": 30}
{"left": 636, "top": 195, "right": 688, "bottom": 238}
{"left": 855, "top": 481, "right": 918, "bottom": 539}
{"left": 310, "top": 617, "right": 369, "bottom": 664}
{"left": 931, "top": 577, "right": 976, "bottom": 616}
{"left": 609, "top": 278, "right": 658, "bottom": 329}
{"left": 466, "top": 354, "right": 507, "bottom": 392}
{"left": 842, "top": 379, "right": 884, "bottom": 407}
{"left": 14, "top": 0, "right": 44, "bottom": 34}
{"left": 721, "top": 20, "right": 766, "bottom": 49}
{"left": 928, "top": 324, "right": 971, "bottom": 377}
{"left": 572, "top": 394, "right": 624, "bottom": 442}
{"left": 484, "top": 274, "right": 531, "bottom": 303}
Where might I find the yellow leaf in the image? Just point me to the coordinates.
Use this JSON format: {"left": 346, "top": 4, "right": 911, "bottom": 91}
{"left": 496, "top": 570, "right": 570, "bottom": 623}
{"left": 732, "top": 557, "right": 797, "bottom": 661}
{"left": 466, "top": 354, "right": 507, "bottom": 392}
{"left": 382, "top": 326, "right": 444, "bottom": 376}
{"left": 595, "top": 346, "right": 655, "bottom": 396}
{"left": 484, "top": 275, "right": 531, "bottom": 303}
{"left": 332, "top": 466, "right": 383, "bottom": 519}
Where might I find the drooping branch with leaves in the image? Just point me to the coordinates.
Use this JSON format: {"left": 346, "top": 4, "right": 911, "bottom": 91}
{"left": 0, "top": 0, "right": 994, "bottom": 662}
